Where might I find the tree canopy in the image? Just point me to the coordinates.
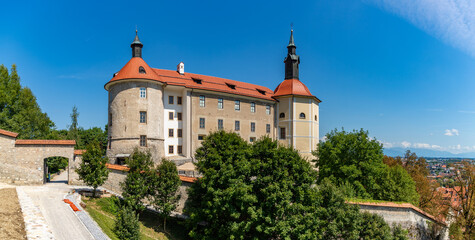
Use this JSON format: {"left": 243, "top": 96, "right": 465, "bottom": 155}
{"left": 314, "top": 129, "right": 419, "bottom": 205}
{"left": 76, "top": 140, "right": 109, "bottom": 197}
{"left": 0, "top": 64, "right": 54, "bottom": 138}
{"left": 186, "top": 131, "right": 404, "bottom": 240}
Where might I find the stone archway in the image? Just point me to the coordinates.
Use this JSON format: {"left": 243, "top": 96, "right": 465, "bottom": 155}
{"left": 0, "top": 129, "right": 76, "bottom": 185}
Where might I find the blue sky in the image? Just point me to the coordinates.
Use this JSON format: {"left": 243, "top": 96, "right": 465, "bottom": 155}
{"left": 2, "top": 0, "right": 475, "bottom": 155}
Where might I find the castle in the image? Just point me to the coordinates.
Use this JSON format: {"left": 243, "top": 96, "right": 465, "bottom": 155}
{"left": 105, "top": 30, "right": 320, "bottom": 164}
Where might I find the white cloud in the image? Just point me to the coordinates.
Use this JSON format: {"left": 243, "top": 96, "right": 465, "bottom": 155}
{"left": 458, "top": 110, "right": 475, "bottom": 114}
{"left": 444, "top": 129, "right": 459, "bottom": 136}
{"left": 401, "top": 141, "right": 411, "bottom": 148}
{"left": 365, "top": 0, "right": 475, "bottom": 57}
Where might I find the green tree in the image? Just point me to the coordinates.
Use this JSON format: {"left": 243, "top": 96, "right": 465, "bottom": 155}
{"left": 45, "top": 156, "right": 68, "bottom": 174}
{"left": 114, "top": 204, "right": 140, "bottom": 240}
{"left": 149, "top": 159, "right": 181, "bottom": 232}
{"left": 67, "top": 106, "right": 81, "bottom": 145}
{"left": 314, "top": 129, "right": 419, "bottom": 204}
{"left": 0, "top": 64, "right": 54, "bottom": 138}
{"left": 76, "top": 141, "right": 109, "bottom": 197}
{"left": 186, "top": 131, "right": 402, "bottom": 239}
{"left": 121, "top": 149, "right": 154, "bottom": 212}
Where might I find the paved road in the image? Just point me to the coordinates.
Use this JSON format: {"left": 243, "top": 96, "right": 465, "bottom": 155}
{"left": 21, "top": 182, "right": 94, "bottom": 240}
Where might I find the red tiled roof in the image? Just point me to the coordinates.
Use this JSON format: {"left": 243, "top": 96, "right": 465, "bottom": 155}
{"left": 0, "top": 129, "right": 19, "bottom": 138}
{"left": 105, "top": 58, "right": 275, "bottom": 101}
{"left": 109, "top": 57, "right": 162, "bottom": 82}
{"left": 105, "top": 163, "right": 198, "bottom": 183}
{"left": 74, "top": 149, "right": 86, "bottom": 155}
{"left": 273, "top": 78, "right": 319, "bottom": 101}
{"left": 15, "top": 140, "right": 76, "bottom": 145}
{"left": 347, "top": 201, "right": 446, "bottom": 226}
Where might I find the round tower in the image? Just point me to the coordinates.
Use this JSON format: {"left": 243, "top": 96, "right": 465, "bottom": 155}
{"left": 105, "top": 31, "right": 165, "bottom": 164}
{"left": 274, "top": 30, "right": 321, "bottom": 160}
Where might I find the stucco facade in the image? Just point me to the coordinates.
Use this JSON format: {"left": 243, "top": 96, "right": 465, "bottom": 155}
{"left": 105, "top": 31, "right": 321, "bottom": 164}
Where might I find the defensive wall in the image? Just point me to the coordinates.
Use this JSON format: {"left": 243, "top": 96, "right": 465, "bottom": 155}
{"left": 0, "top": 129, "right": 75, "bottom": 184}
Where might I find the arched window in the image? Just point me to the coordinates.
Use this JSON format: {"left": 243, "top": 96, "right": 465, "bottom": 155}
{"left": 315, "top": 115, "right": 317, "bottom": 121}
{"left": 279, "top": 113, "right": 285, "bottom": 118}
{"left": 299, "top": 113, "right": 306, "bottom": 119}
{"left": 139, "top": 66, "right": 146, "bottom": 74}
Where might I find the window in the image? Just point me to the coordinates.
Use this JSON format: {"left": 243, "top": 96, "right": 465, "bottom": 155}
{"left": 218, "top": 119, "right": 223, "bottom": 130}
{"left": 139, "top": 66, "right": 146, "bottom": 74}
{"left": 140, "top": 135, "right": 147, "bottom": 146}
{"left": 140, "top": 87, "right": 146, "bottom": 98}
{"left": 109, "top": 113, "right": 112, "bottom": 126}
{"left": 199, "top": 95, "right": 205, "bottom": 107}
{"left": 266, "top": 124, "right": 271, "bottom": 133}
{"left": 177, "top": 112, "right": 182, "bottom": 120}
{"left": 315, "top": 115, "right": 318, "bottom": 121}
{"left": 250, "top": 102, "right": 255, "bottom": 113}
{"left": 168, "top": 128, "right": 174, "bottom": 137}
{"left": 169, "top": 112, "right": 174, "bottom": 120}
{"left": 178, "top": 145, "right": 183, "bottom": 154}
{"left": 226, "top": 83, "right": 236, "bottom": 90}
{"left": 177, "top": 97, "right": 182, "bottom": 105}
{"left": 250, "top": 137, "right": 256, "bottom": 142}
{"left": 218, "top": 98, "right": 223, "bottom": 109}
{"left": 235, "top": 100, "right": 240, "bottom": 111}
{"left": 280, "top": 128, "right": 286, "bottom": 140}
{"left": 198, "top": 135, "right": 205, "bottom": 140}
{"left": 168, "top": 145, "right": 174, "bottom": 154}
{"left": 299, "top": 113, "right": 306, "bottom": 119}
{"left": 251, "top": 122, "right": 255, "bottom": 132}
{"left": 235, "top": 121, "right": 240, "bottom": 131}
{"left": 169, "top": 96, "right": 174, "bottom": 104}
{"left": 192, "top": 78, "right": 202, "bottom": 84}
{"left": 199, "top": 118, "right": 205, "bottom": 129}
{"left": 140, "top": 111, "right": 147, "bottom": 123}
{"left": 279, "top": 113, "right": 285, "bottom": 118}
{"left": 266, "top": 105, "right": 271, "bottom": 115}
{"left": 178, "top": 129, "right": 183, "bottom": 138}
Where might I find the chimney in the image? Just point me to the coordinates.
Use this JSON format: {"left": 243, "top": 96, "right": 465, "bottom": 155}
{"left": 177, "top": 62, "right": 184, "bottom": 75}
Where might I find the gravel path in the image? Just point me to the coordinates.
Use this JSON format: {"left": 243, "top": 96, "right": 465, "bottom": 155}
{"left": 19, "top": 184, "right": 94, "bottom": 240}
{"left": 16, "top": 187, "right": 54, "bottom": 240}
{"left": 65, "top": 194, "right": 110, "bottom": 240}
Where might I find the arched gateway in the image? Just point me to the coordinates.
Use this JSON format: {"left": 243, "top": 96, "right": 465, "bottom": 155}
{"left": 0, "top": 129, "right": 76, "bottom": 184}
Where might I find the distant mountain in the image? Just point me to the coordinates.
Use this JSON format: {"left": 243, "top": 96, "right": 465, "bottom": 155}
{"left": 383, "top": 147, "right": 475, "bottom": 158}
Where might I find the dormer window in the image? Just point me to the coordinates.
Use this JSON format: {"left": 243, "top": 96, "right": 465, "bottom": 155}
{"left": 226, "top": 83, "right": 236, "bottom": 90}
{"left": 279, "top": 113, "right": 285, "bottom": 118}
{"left": 139, "top": 66, "right": 146, "bottom": 74}
{"left": 256, "top": 89, "right": 266, "bottom": 95}
{"left": 192, "top": 78, "right": 202, "bottom": 84}
{"left": 315, "top": 115, "right": 318, "bottom": 121}
{"left": 299, "top": 113, "right": 306, "bottom": 119}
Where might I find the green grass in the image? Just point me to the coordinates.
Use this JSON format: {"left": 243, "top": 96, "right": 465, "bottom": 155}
{"left": 83, "top": 197, "right": 188, "bottom": 240}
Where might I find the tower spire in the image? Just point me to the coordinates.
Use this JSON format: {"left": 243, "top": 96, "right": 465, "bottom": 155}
{"left": 284, "top": 29, "right": 299, "bottom": 80}
{"left": 131, "top": 29, "right": 143, "bottom": 58}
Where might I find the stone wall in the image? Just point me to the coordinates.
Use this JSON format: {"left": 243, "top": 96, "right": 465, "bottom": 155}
{"left": 355, "top": 203, "right": 448, "bottom": 240}
{"left": 0, "top": 142, "right": 74, "bottom": 185}
{"left": 69, "top": 154, "right": 85, "bottom": 185}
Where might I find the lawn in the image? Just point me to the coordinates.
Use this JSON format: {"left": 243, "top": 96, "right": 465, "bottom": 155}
{"left": 83, "top": 197, "right": 187, "bottom": 240}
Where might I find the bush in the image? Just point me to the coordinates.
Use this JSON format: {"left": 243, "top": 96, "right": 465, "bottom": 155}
{"left": 114, "top": 205, "right": 140, "bottom": 240}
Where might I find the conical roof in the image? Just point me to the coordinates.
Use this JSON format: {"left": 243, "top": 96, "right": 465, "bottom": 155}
{"left": 273, "top": 78, "right": 317, "bottom": 99}
{"left": 105, "top": 57, "right": 162, "bottom": 89}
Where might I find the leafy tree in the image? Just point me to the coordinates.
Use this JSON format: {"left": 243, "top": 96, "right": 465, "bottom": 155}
{"left": 121, "top": 149, "right": 154, "bottom": 213}
{"left": 384, "top": 151, "right": 447, "bottom": 219}
{"left": 314, "top": 129, "right": 419, "bottom": 205}
{"left": 114, "top": 204, "right": 140, "bottom": 240}
{"left": 76, "top": 140, "right": 109, "bottom": 197}
{"left": 186, "top": 131, "right": 402, "bottom": 239}
{"left": 0, "top": 64, "right": 54, "bottom": 138}
{"left": 45, "top": 156, "right": 68, "bottom": 174}
{"left": 67, "top": 106, "right": 81, "bottom": 145}
{"left": 78, "top": 126, "right": 108, "bottom": 152}
{"left": 149, "top": 159, "right": 181, "bottom": 231}
{"left": 449, "top": 161, "right": 475, "bottom": 239}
